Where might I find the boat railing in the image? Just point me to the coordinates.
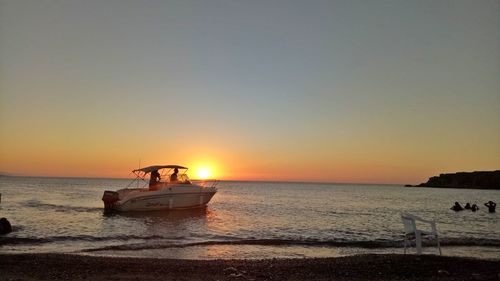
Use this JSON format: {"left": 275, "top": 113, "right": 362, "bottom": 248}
{"left": 125, "top": 170, "right": 218, "bottom": 189}
{"left": 192, "top": 179, "right": 219, "bottom": 188}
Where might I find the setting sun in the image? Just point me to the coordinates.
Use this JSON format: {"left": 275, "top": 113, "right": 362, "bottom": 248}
{"left": 196, "top": 167, "right": 211, "bottom": 179}
{"left": 187, "top": 161, "right": 219, "bottom": 180}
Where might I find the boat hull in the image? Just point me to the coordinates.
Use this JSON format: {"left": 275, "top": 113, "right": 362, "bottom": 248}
{"left": 103, "top": 184, "right": 217, "bottom": 212}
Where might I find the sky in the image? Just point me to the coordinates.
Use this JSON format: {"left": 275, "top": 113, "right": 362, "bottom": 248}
{"left": 1, "top": 0, "right": 499, "bottom": 183}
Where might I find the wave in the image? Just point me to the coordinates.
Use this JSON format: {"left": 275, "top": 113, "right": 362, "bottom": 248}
{"left": 22, "top": 200, "right": 102, "bottom": 213}
{"left": 82, "top": 237, "right": 500, "bottom": 252}
{"left": 0, "top": 234, "right": 183, "bottom": 246}
{"left": 3, "top": 234, "right": 500, "bottom": 251}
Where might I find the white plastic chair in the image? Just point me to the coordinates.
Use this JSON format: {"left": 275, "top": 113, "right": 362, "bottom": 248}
{"left": 401, "top": 213, "right": 441, "bottom": 255}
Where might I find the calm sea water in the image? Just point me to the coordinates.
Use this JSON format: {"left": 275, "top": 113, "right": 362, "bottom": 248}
{"left": 0, "top": 176, "right": 499, "bottom": 259}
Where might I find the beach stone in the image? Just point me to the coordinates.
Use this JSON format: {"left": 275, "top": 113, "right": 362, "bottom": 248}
{"left": 471, "top": 273, "right": 482, "bottom": 280}
{"left": 223, "top": 267, "right": 239, "bottom": 274}
{"left": 438, "top": 269, "right": 450, "bottom": 276}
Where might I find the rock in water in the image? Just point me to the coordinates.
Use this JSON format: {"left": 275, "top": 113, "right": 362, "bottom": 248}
{"left": 0, "top": 217, "right": 12, "bottom": 234}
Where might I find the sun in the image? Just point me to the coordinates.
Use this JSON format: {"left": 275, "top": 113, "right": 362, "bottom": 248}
{"left": 197, "top": 167, "right": 211, "bottom": 179}
{"left": 189, "top": 162, "right": 218, "bottom": 180}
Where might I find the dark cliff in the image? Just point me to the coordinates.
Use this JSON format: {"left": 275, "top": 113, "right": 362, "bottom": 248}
{"left": 416, "top": 170, "right": 500, "bottom": 189}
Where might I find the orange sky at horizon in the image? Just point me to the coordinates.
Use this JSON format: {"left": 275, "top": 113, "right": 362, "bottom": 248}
{"left": 1, "top": 141, "right": 497, "bottom": 184}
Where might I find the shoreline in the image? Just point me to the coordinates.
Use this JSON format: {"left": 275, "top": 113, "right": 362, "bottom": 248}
{"left": 1, "top": 253, "right": 499, "bottom": 281}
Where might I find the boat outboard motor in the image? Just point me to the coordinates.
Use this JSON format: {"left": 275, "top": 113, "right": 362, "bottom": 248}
{"left": 102, "top": 191, "right": 119, "bottom": 211}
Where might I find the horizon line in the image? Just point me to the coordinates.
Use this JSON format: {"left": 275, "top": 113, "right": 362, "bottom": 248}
{"left": 0, "top": 174, "right": 406, "bottom": 186}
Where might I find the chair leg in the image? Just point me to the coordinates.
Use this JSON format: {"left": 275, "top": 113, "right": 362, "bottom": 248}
{"left": 436, "top": 236, "right": 442, "bottom": 256}
{"left": 403, "top": 237, "right": 407, "bottom": 254}
{"left": 415, "top": 231, "right": 422, "bottom": 255}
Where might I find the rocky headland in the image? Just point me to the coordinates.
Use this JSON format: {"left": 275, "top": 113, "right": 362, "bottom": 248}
{"left": 415, "top": 170, "right": 500, "bottom": 189}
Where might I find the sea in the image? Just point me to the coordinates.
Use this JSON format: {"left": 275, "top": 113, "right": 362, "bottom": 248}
{"left": 0, "top": 176, "right": 499, "bottom": 260}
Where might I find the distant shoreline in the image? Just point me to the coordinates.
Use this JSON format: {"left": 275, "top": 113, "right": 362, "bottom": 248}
{"left": 0, "top": 253, "right": 499, "bottom": 281}
{"left": 4, "top": 172, "right": 500, "bottom": 189}
{"left": 0, "top": 174, "right": 131, "bottom": 181}
{"left": 0, "top": 174, "right": 405, "bottom": 186}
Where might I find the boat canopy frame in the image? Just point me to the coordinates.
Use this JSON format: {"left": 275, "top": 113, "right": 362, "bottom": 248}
{"left": 125, "top": 165, "right": 189, "bottom": 188}
{"left": 133, "top": 165, "right": 188, "bottom": 174}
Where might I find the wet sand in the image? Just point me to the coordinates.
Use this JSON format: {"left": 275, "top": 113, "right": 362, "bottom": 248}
{"left": 0, "top": 253, "right": 499, "bottom": 281}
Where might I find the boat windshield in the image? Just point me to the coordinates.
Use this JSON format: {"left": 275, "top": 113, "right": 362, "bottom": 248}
{"left": 131, "top": 165, "right": 192, "bottom": 186}
{"left": 161, "top": 169, "right": 191, "bottom": 184}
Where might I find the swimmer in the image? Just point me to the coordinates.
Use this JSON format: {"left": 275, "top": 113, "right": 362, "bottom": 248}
{"left": 484, "top": 201, "right": 496, "bottom": 213}
{"left": 450, "top": 202, "right": 464, "bottom": 211}
{"left": 471, "top": 204, "right": 479, "bottom": 212}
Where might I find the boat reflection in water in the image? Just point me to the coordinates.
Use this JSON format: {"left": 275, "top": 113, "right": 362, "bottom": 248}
{"left": 102, "top": 165, "right": 218, "bottom": 212}
{"left": 104, "top": 206, "right": 212, "bottom": 218}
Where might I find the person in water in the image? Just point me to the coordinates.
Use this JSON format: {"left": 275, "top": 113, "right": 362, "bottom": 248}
{"left": 170, "top": 168, "right": 179, "bottom": 182}
{"left": 450, "top": 202, "right": 464, "bottom": 211}
{"left": 149, "top": 170, "right": 161, "bottom": 189}
{"left": 464, "top": 203, "right": 471, "bottom": 210}
{"left": 471, "top": 204, "right": 479, "bottom": 212}
{"left": 484, "top": 201, "right": 496, "bottom": 213}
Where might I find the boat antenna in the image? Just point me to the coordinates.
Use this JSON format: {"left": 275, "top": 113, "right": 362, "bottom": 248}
{"left": 137, "top": 158, "right": 141, "bottom": 189}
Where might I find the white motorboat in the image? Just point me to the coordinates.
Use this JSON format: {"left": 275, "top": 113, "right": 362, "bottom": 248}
{"left": 102, "top": 165, "right": 218, "bottom": 212}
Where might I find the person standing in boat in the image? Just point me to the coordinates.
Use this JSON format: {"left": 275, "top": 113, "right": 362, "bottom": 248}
{"left": 149, "top": 170, "right": 161, "bottom": 189}
{"left": 170, "top": 168, "right": 179, "bottom": 183}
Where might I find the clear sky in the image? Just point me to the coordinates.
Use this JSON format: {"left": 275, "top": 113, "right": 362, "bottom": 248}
{"left": 1, "top": 0, "right": 499, "bottom": 183}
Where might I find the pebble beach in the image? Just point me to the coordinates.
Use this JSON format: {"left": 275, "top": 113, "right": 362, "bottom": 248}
{"left": 1, "top": 253, "right": 499, "bottom": 281}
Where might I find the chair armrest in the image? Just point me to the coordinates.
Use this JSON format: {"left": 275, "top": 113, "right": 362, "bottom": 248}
{"left": 413, "top": 216, "right": 438, "bottom": 231}
{"left": 411, "top": 215, "right": 433, "bottom": 224}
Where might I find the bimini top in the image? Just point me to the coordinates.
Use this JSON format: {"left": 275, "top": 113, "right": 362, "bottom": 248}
{"left": 133, "top": 165, "right": 188, "bottom": 174}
